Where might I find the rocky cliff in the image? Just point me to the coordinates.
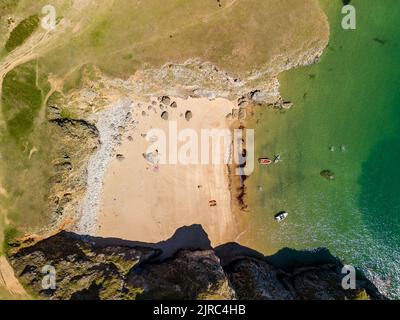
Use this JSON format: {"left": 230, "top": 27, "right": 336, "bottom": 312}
{"left": 7, "top": 226, "right": 385, "bottom": 300}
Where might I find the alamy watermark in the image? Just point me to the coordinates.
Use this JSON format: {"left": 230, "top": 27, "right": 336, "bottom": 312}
{"left": 342, "top": 4, "right": 356, "bottom": 30}
{"left": 341, "top": 265, "right": 356, "bottom": 290}
{"left": 41, "top": 265, "right": 56, "bottom": 290}
{"left": 144, "top": 121, "right": 255, "bottom": 176}
{"left": 41, "top": 5, "right": 57, "bottom": 31}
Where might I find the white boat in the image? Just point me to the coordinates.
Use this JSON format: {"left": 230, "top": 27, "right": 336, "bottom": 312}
{"left": 274, "top": 211, "right": 288, "bottom": 222}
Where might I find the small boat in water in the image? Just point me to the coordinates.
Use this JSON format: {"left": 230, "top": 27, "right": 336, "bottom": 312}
{"left": 274, "top": 211, "right": 288, "bottom": 222}
{"left": 259, "top": 158, "right": 273, "bottom": 165}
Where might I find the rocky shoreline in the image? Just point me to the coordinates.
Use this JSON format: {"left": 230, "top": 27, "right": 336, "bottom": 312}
{"left": 77, "top": 100, "right": 135, "bottom": 235}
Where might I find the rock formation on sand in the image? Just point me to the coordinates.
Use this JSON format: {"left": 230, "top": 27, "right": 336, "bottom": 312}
{"left": 7, "top": 226, "right": 385, "bottom": 300}
{"left": 185, "top": 110, "right": 193, "bottom": 122}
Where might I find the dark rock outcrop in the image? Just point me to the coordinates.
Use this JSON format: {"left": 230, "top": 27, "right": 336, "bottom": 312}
{"left": 185, "top": 110, "right": 193, "bottom": 122}
{"left": 161, "top": 111, "right": 169, "bottom": 120}
{"left": 8, "top": 226, "right": 385, "bottom": 300}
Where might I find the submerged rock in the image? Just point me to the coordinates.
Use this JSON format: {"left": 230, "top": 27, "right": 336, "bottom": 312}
{"left": 282, "top": 101, "right": 294, "bottom": 109}
{"left": 320, "top": 169, "right": 335, "bottom": 180}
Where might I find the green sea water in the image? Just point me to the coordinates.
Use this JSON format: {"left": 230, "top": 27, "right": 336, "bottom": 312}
{"left": 246, "top": 0, "right": 400, "bottom": 297}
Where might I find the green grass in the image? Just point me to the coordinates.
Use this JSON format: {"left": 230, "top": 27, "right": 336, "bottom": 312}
{"left": 2, "top": 226, "right": 20, "bottom": 255}
{"left": 41, "top": 0, "right": 329, "bottom": 79}
{"left": 59, "top": 107, "right": 76, "bottom": 119}
{"left": 0, "top": 60, "right": 52, "bottom": 237}
{"left": 4, "top": 14, "right": 40, "bottom": 52}
{"left": 1, "top": 60, "right": 42, "bottom": 139}
{"left": 0, "top": 0, "right": 19, "bottom": 13}
{"left": 89, "top": 19, "right": 111, "bottom": 47}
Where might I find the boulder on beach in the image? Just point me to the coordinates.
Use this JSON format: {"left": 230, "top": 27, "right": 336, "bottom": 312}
{"left": 161, "top": 111, "right": 169, "bottom": 120}
{"left": 185, "top": 110, "right": 193, "bottom": 121}
{"left": 247, "top": 90, "right": 259, "bottom": 100}
{"left": 170, "top": 101, "right": 177, "bottom": 108}
{"left": 237, "top": 96, "right": 247, "bottom": 107}
{"left": 238, "top": 108, "right": 247, "bottom": 120}
{"left": 159, "top": 96, "right": 171, "bottom": 105}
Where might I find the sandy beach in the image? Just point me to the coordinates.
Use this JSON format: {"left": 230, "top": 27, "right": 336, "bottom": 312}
{"left": 94, "top": 97, "right": 242, "bottom": 246}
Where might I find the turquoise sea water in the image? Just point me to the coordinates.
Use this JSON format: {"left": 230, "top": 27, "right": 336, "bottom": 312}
{"left": 246, "top": 0, "right": 400, "bottom": 297}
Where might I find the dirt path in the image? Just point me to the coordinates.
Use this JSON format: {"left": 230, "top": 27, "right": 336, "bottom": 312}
{"left": 0, "top": 30, "right": 51, "bottom": 96}
{"left": 0, "top": 0, "right": 107, "bottom": 97}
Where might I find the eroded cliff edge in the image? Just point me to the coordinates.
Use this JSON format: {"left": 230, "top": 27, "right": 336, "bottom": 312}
{"left": 7, "top": 225, "right": 385, "bottom": 300}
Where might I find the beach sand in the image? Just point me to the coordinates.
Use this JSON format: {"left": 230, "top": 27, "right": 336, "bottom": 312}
{"left": 0, "top": 256, "right": 27, "bottom": 298}
{"left": 96, "top": 97, "right": 242, "bottom": 246}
